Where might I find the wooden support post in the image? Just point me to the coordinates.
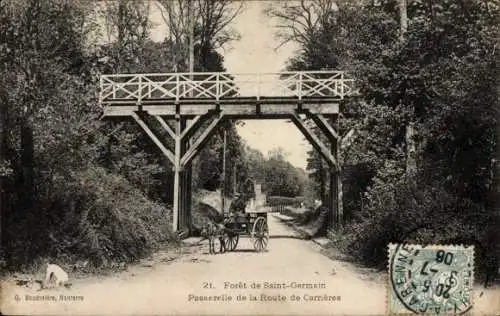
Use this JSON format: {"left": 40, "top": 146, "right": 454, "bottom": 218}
{"left": 172, "top": 116, "right": 182, "bottom": 232}
{"left": 329, "top": 115, "right": 343, "bottom": 231}
{"left": 221, "top": 129, "right": 227, "bottom": 214}
{"left": 185, "top": 163, "right": 192, "bottom": 230}
{"left": 172, "top": 112, "right": 224, "bottom": 232}
{"left": 180, "top": 119, "right": 186, "bottom": 231}
{"left": 181, "top": 118, "right": 192, "bottom": 232}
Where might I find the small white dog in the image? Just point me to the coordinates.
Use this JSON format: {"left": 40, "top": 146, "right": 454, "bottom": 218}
{"left": 42, "top": 263, "right": 70, "bottom": 289}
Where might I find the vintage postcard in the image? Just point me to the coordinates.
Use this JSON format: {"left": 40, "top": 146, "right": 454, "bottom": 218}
{"left": 1, "top": 0, "right": 499, "bottom": 315}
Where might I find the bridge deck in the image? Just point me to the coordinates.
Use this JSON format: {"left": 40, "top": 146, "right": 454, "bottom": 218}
{"left": 100, "top": 71, "right": 354, "bottom": 117}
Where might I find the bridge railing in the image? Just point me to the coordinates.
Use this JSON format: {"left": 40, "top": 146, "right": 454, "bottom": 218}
{"left": 99, "top": 71, "right": 355, "bottom": 105}
{"left": 266, "top": 196, "right": 304, "bottom": 214}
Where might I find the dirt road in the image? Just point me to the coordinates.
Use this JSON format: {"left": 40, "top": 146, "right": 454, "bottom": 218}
{"left": 2, "top": 215, "right": 498, "bottom": 315}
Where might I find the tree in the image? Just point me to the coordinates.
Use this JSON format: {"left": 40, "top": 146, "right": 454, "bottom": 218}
{"left": 0, "top": 0, "right": 180, "bottom": 268}
{"left": 264, "top": 0, "right": 335, "bottom": 50}
{"left": 0, "top": 0, "right": 105, "bottom": 265}
{"left": 261, "top": 147, "right": 305, "bottom": 197}
{"left": 157, "top": 0, "right": 244, "bottom": 71}
{"left": 101, "top": 0, "right": 152, "bottom": 72}
{"left": 94, "top": 1, "right": 181, "bottom": 204}
{"left": 271, "top": 0, "right": 500, "bottom": 277}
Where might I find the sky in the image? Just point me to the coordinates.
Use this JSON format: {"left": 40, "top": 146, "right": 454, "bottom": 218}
{"left": 223, "top": 2, "right": 311, "bottom": 170}
{"left": 151, "top": 1, "right": 311, "bottom": 170}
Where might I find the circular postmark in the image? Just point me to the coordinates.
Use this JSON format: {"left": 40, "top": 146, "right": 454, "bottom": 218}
{"left": 389, "top": 244, "right": 474, "bottom": 314}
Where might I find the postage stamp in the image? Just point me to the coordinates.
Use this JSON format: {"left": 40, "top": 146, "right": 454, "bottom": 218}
{"left": 388, "top": 244, "right": 474, "bottom": 315}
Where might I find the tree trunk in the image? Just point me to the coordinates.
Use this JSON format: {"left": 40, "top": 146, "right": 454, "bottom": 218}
{"left": 0, "top": 89, "right": 8, "bottom": 259}
{"left": 398, "top": 0, "right": 407, "bottom": 42}
{"left": 406, "top": 121, "right": 417, "bottom": 185}
{"left": 398, "top": 0, "right": 417, "bottom": 185}
{"left": 117, "top": 0, "right": 126, "bottom": 72}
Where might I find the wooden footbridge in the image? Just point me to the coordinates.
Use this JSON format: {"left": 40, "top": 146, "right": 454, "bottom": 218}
{"left": 99, "top": 71, "right": 355, "bottom": 233}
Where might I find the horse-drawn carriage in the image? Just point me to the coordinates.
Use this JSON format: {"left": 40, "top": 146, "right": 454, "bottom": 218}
{"left": 205, "top": 190, "right": 270, "bottom": 253}
{"left": 221, "top": 210, "right": 269, "bottom": 252}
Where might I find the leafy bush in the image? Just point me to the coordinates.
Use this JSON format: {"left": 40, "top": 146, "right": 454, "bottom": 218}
{"left": 190, "top": 201, "right": 224, "bottom": 236}
{"left": 39, "top": 167, "right": 175, "bottom": 269}
{"left": 337, "top": 176, "right": 499, "bottom": 281}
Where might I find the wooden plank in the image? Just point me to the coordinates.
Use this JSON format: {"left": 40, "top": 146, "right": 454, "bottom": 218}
{"left": 302, "top": 103, "right": 339, "bottom": 114}
{"left": 181, "top": 113, "right": 224, "bottom": 167}
{"left": 260, "top": 104, "right": 296, "bottom": 115}
{"left": 103, "top": 106, "right": 139, "bottom": 116}
{"left": 102, "top": 105, "right": 177, "bottom": 116}
{"left": 131, "top": 112, "right": 175, "bottom": 164}
{"left": 290, "top": 113, "right": 339, "bottom": 171}
{"left": 145, "top": 105, "right": 176, "bottom": 115}
{"left": 219, "top": 104, "right": 256, "bottom": 115}
{"left": 179, "top": 104, "right": 215, "bottom": 115}
{"left": 103, "top": 102, "right": 339, "bottom": 118}
{"left": 224, "top": 113, "right": 294, "bottom": 120}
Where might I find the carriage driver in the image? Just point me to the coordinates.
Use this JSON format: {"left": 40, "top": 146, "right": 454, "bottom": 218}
{"left": 242, "top": 177, "right": 256, "bottom": 210}
{"left": 227, "top": 177, "right": 255, "bottom": 217}
{"left": 228, "top": 192, "right": 247, "bottom": 216}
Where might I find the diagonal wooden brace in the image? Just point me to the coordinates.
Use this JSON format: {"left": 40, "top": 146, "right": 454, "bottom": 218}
{"left": 308, "top": 113, "right": 340, "bottom": 141}
{"left": 290, "top": 113, "right": 339, "bottom": 172}
{"left": 180, "top": 112, "right": 225, "bottom": 168}
{"left": 154, "top": 115, "right": 176, "bottom": 140}
{"left": 131, "top": 112, "right": 175, "bottom": 164}
{"left": 180, "top": 115, "right": 203, "bottom": 141}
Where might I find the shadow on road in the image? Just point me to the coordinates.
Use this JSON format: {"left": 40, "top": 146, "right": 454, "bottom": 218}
{"left": 231, "top": 249, "right": 259, "bottom": 253}
{"left": 269, "top": 235, "right": 307, "bottom": 240}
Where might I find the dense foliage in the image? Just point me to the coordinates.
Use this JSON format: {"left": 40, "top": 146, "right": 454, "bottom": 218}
{"left": 271, "top": 0, "right": 499, "bottom": 281}
{"left": 0, "top": 0, "right": 245, "bottom": 270}
{"left": 244, "top": 146, "right": 308, "bottom": 198}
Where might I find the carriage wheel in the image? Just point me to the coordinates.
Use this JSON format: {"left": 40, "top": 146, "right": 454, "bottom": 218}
{"left": 251, "top": 217, "right": 269, "bottom": 252}
{"left": 223, "top": 234, "right": 239, "bottom": 251}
